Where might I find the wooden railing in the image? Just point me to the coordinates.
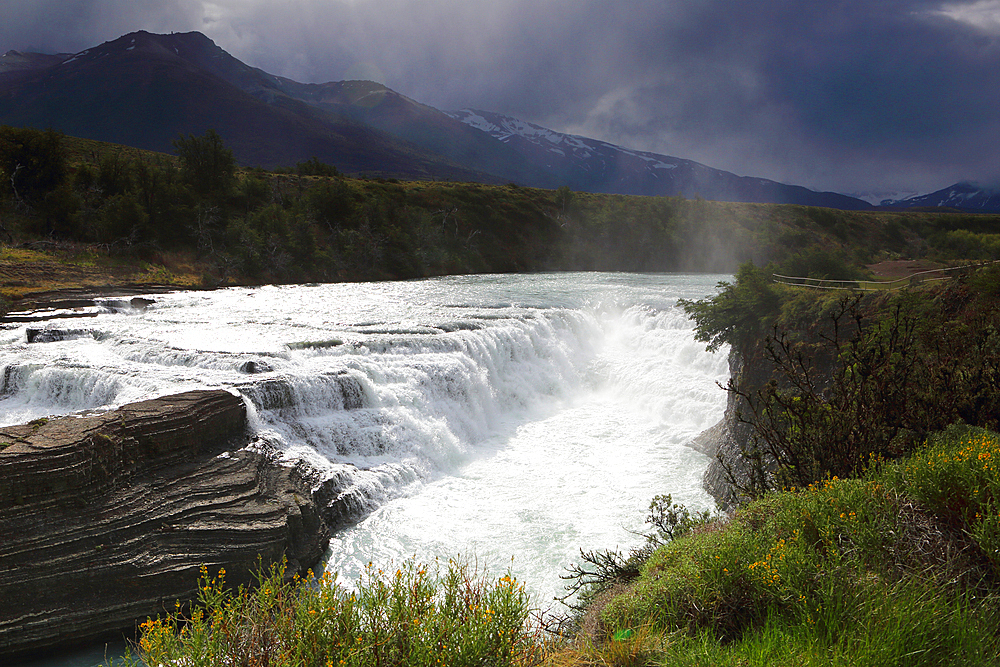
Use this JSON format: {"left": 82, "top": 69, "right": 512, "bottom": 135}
{"left": 772, "top": 261, "right": 998, "bottom": 291}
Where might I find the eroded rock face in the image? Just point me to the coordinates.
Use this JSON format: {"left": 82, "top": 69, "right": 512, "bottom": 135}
{"left": 700, "top": 352, "right": 750, "bottom": 508}
{"left": 700, "top": 349, "right": 773, "bottom": 509}
{"left": 0, "top": 390, "right": 329, "bottom": 660}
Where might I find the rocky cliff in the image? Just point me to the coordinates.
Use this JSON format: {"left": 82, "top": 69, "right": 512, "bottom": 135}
{"left": 700, "top": 343, "right": 790, "bottom": 509}
{"left": 700, "top": 349, "right": 761, "bottom": 508}
{"left": 0, "top": 390, "right": 329, "bottom": 660}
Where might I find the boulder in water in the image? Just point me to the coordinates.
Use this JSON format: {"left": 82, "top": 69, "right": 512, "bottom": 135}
{"left": 99, "top": 297, "right": 156, "bottom": 313}
{"left": 239, "top": 359, "right": 275, "bottom": 374}
{"left": 25, "top": 328, "right": 94, "bottom": 343}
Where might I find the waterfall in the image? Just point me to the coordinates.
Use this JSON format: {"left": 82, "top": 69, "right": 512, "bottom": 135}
{"left": 0, "top": 272, "right": 728, "bottom": 609}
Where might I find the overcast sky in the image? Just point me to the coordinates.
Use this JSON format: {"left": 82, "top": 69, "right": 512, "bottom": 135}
{"left": 2, "top": 0, "right": 999, "bottom": 196}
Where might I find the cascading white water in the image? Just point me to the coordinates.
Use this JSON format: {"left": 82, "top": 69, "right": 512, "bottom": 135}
{"left": 1, "top": 272, "right": 729, "bottom": 654}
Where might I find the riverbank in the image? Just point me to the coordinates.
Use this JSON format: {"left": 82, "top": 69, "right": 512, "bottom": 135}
{"left": 0, "top": 243, "right": 210, "bottom": 310}
{"left": 561, "top": 425, "right": 1000, "bottom": 666}
{"left": 0, "top": 390, "right": 329, "bottom": 660}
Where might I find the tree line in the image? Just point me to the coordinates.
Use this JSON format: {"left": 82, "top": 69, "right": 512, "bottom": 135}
{"left": 5, "top": 124, "right": 1000, "bottom": 287}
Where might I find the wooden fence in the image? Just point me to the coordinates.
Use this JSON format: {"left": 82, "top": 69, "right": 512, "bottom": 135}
{"left": 772, "top": 261, "right": 998, "bottom": 291}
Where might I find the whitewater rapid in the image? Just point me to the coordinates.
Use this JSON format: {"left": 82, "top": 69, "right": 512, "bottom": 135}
{"left": 0, "top": 272, "right": 729, "bottom": 613}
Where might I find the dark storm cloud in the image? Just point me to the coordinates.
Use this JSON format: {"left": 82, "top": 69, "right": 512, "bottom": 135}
{"left": 0, "top": 0, "right": 203, "bottom": 53}
{"left": 2, "top": 0, "right": 998, "bottom": 194}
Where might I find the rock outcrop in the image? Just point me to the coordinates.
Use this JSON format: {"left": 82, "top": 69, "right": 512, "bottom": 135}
{"left": 700, "top": 350, "right": 757, "bottom": 508}
{"left": 701, "top": 334, "right": 841, "bottom": 508}
{"left": 0, "top": 390, "right": 329, "bottom": 660}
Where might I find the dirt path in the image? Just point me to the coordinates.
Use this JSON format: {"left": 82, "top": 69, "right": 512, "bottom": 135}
{"left": 865, "top": 259, "right": 941, "bottom": 280}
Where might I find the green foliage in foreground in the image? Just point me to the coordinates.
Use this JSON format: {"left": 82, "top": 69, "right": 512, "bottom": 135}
{"left": 126, "top": 559, "right": 541, "bottom": 667}
{"left": 123, "top": 428, "right": 1000, "bottom": 667}
{"left": 593, "top": 426, "right": 1000, "bottom": 667}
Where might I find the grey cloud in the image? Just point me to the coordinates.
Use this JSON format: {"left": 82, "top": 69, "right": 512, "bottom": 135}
{"left": 0, "top": 0, "right": 204, "bottom": 53}
{"left": 1, "top": 0, "right": 998, "bottom": 193}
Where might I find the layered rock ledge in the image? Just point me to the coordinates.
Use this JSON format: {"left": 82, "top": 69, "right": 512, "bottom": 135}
{"left": 0, "top": 390, "right": 329, "bottom": 660}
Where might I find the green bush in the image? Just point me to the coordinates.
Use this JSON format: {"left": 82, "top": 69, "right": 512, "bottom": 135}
{"left": 890, "top": 425, "right": 1000, "bottom": 571}
{"left": 295, "top": 157, "right": 342, "bottom": 178}
{"left": 597, "top": 429, "right": 1000, "bottom": 665}
{"left": 679, "top": 262, "right": 784, "bottom": 353}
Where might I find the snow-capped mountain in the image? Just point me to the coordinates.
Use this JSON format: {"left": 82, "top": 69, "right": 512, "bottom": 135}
{"left": 447, "top": 109, "right": 870, "bottom": 209}
{"left": 882, "top": 182, "right": 1000, "bottom": 213}
{"left": 847, "top": 189, "right": 922, "bottom": 206}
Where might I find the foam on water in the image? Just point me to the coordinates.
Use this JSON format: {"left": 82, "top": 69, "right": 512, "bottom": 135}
{"left": 0, "top": 272, "right": 729, "bottom": 635}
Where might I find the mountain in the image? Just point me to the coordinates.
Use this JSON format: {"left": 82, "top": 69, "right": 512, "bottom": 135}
{"left": 0, "top": 31, "right": 494, "bottom": 181}
{"left": 261, "top": 81, "right": 555, "bottom": 187}
{"left": 72, "top": 32, "right": 545, "bottom": 184}
{"left": 0, "top": 49, "right": 69, "bottom": 75}
{"left": 881, "top": 182, "right": 1000, "bottom": 213}
{"left": 0, "top": 30, "right": 871, "bottom": 209}
{"left": 446, "top": 109, "right": 871, "bottom": 209}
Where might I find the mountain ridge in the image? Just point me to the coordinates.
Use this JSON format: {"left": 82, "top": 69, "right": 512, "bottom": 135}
{"left": 0, "top": 29, "right": 884, "bottom": 209}
{"left": 881, "top": 181, "right": 1000, "bottom": 213}
{"left": 447, "top": 108, "right": 871, "bottom": 208}
{"left": 0, "top": 31, "right": 498, "bottom": 182}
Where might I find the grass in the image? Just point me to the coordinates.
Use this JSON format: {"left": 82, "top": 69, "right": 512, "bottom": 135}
{"left": 573, "top": 425, "right": 1000, "bottom": 666}
{"left": 0, "top": 240, "right": 206, "bottom": 303}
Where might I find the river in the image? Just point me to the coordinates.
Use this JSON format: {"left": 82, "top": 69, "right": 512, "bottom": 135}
{"left": 1, "top": 272, "right": 729, "bottom": 665}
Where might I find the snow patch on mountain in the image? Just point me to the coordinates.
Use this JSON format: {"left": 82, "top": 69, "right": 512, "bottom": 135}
{"left": 848, "top": 189, "right": 921, "bottom": 206}
{"left": 882, "top": 182, "right": 1000, "bottom": 212}
{"left": 446, "top": 108, "right": 686, "bottom": 176}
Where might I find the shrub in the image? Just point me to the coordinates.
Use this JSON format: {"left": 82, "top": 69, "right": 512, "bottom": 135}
{"left": 296, "top": 157, "right": 342, "bottom": 178}
{"left": 596, "top": 432, "right": 1000, "bottom": 664}
{"left": 124, "top": 558, "right": 540, "bottom": 667}
{"left": 891, "top": 425, "right": 1000, "bottom": 572}
{"left": 679, "top": 262, "right": 783, "bottom": 353}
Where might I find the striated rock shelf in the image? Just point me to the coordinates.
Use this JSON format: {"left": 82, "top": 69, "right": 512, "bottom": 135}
{"left": 0, "top": 390, "right": 329, "bottom": 660}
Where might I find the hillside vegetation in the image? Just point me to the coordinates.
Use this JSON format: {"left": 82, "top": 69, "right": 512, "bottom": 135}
{"left": 684, "top": 262, "right": 1000, "bottom": 496}
{"left": 566, "top": 425, "right": 1000, "bottom": 666}
{"left": 4, "top": 126, "right": 1000, "bottom": 310}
